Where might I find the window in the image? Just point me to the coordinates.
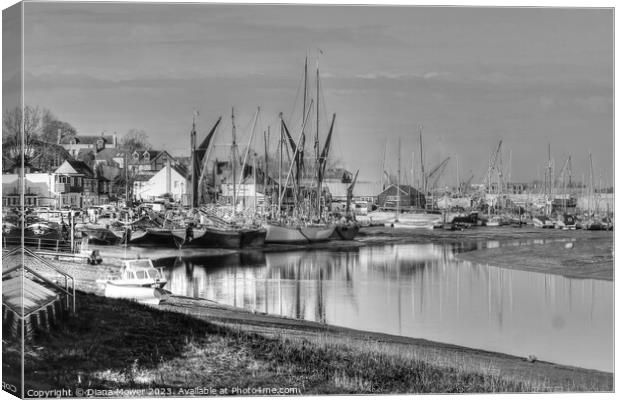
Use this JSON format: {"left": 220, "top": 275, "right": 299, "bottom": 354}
{"left": 136, "top": 271, "right": 148, "bottom": 279}
{"left": 71, "top": 177, "right": 75, "bottom": 186}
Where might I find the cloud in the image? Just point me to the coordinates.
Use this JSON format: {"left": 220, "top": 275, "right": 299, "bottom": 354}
{"left": 354, "top": 71, "right": 447, "bottom": 81}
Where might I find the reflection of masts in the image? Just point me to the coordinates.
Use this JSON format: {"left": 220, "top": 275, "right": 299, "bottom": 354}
{"left": 396, "top": 252, "right": 402, "bottom": 335}
{"left": 295, "top": 260, "right": 302, "bottom": 319}
{"left": 316, "top": 262, "right": 325, "bottom": 323}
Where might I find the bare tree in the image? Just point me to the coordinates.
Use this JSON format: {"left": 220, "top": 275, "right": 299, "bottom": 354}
{"left": 121, "top": 129, "right": 151, "bottom": 153}
{"left": 40, "top": 109, "right": 77, "bottom": 144}
{"left": 2, "top": 105, "right": 43, "bottom": 164}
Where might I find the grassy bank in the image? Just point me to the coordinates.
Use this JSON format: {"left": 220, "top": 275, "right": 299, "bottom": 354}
{"left": 7, "top": 292, "right": 612, "bottom": 395}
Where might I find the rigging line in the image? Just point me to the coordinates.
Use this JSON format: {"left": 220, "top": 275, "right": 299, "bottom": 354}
{"left": 236, "top": 109, "right": 257, "bottom": 148}
{"left": 287, "top": 67, "right": 306, "bottom": 131}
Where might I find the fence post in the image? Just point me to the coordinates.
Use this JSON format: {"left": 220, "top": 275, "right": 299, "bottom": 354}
{"left": 38, "top": 238, "right": 41, "bottom": 250}
{"left": 55, "top": 240, "right": 59, "bottom": 252}
{"left": 70, "top": 211, "right": 75, "bottom": 253}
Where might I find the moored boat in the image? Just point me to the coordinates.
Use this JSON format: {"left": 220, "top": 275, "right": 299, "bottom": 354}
{"left": 78, "top": 226, "right": 121, "bottom": 245}
{"left": 532, "top": 215, "right": 555, "bottom": 228}
{"left": 127, "top": 227, "right": 177, "bottom": 247}
{"left": 264, "top": 222, "right": 335, "bottom": 244}
{"left": 330, "top": 222, "right": 360, "bottom": 240}
{"left": 98, "top": 258, "right": 169, "bottom": 305}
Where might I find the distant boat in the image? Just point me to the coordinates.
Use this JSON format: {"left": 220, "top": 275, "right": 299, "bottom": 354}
{"left": 99, "top": 258, "right": 169, "bottom": 305}
{"left": 383, "top": 212, "right": 442, "bottom": 229}
{"left": 532, "top": 216, "right": 554, "bottom": 228}
{"left": 485, "top": 216, "right": 501, "bottom": 227}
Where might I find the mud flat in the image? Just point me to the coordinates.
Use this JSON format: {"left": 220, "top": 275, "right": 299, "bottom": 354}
{"left": 453, "top": 232, "right": 613, "bottom": 281}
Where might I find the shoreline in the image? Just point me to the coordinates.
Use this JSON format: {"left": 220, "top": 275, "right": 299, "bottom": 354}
{"left": 22, "top": 226, "right": 614, "bottom": 392}
{"left": 160, "top": 294, "right": 614, "bottom": 385}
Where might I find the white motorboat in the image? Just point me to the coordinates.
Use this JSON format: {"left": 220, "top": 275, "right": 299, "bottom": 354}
{"left": 381, "top": 212, "right": 442, "bottom": 229}
{"left": 99, "top": 259, "right": 169, "bottom": 305}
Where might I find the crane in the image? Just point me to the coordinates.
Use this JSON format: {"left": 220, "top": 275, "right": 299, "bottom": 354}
{"left": 460, "top": 173, "right": 474, "bottom": 194}
{"left": 485, "top": 140, "right": 503, "bottom": 195}
{"left": 424, "top": 157, "right": 450, "bottom": 192}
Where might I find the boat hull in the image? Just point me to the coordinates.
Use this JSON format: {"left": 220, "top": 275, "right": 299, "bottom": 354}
{"left": 172, "top": 227, "right": 250, "bottom": 249}
{"left": 240, "top": 228, "right": 267, "bottom": 248}
{"left": 330, "top": 224, "right": 360, "bottom": 240}
{"left": 128, "top": 228, "right": 177, "bottom": 246}
{"left": 103, "top": 282, "right": 169, "bottom": 305}
{"left": 264, "top": 223, "right": 335, "bottom": 243}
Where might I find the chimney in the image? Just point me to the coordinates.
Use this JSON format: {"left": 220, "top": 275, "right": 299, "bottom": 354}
{"left": 57, "top": 128, "right": 62, "bottom": 144}
{"left": 113, "top": 131, "right": 118, "bottom": 148}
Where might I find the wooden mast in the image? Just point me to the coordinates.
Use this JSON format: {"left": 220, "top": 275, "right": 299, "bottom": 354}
{"left": 418, "top": 124, "right": 425, "bottom": 193}
{"left": 418, "top": 124, "right": 425, "bottom": 208}
{"left": 278, "top": 113, "right": 284, "bottom": 220}
{"left": 315, "top": 58, "right": 321, "bottom": 221}
{"left": 396, "top": 137, "right": 401, "bottom": 222}
{"left": 231, "top": 107, "right": 237, "bottom": 218}
{"left": 264, "top": 126, "right": 270, "bottom": 216}
{"left": 190, "top": 111, "right": 198, "bottom": 208}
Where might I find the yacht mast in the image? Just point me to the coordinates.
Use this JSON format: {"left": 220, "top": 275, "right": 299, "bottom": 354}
{"left": 418, "top": 125, "right": 425, "bottom": 194}
{"left": 315, "top": 59, "right": 321, "bottom": 220}
{"left": 231, "top": 107, "right": 238, "bottom": 218}
{"left": 264, "top": 127, "right": 270, "bottom": 216}
{"left": 190, "top": 111, "right": 198, "bottom": 208}
{"left": 396, "top": 137, "right": 401, "bottom": 222}
{"left": 278, "top": 114, "right": 284, "bottom": 220}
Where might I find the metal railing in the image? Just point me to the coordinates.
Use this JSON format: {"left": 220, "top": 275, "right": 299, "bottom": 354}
{"left": 2, "top": 236, "right": 82, "bottom": 253}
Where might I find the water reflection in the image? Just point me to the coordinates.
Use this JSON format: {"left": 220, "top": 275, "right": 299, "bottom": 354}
{"left": 166, "top": 243, "right": 613, "bottom": 372}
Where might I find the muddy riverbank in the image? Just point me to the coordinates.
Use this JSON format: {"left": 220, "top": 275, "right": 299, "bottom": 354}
{"left": 456, "top": 235, "right": 613, "bottom": 281}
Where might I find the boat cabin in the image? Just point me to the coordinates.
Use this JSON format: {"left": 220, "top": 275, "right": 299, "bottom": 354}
{"left": 111, "top": 259, "right": 167, "bottom": 288}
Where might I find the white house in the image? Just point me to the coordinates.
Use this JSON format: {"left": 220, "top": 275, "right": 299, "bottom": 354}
{"left": 2, "top": 173, "right": 58, "bottom": 208}
{"left": 133, "top": 163, "right": 188, "bottom": 202}
{"left": 220, "top": 176, "right": 266, "bottom": 210}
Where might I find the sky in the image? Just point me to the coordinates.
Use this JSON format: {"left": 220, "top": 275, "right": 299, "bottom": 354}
{"left": 4, "top": 2, "right": 614, "bottom": 187}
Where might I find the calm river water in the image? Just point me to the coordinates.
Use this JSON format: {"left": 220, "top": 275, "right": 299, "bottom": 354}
{"left": 161, "top": 242, "right": 613, "bottom": 372}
